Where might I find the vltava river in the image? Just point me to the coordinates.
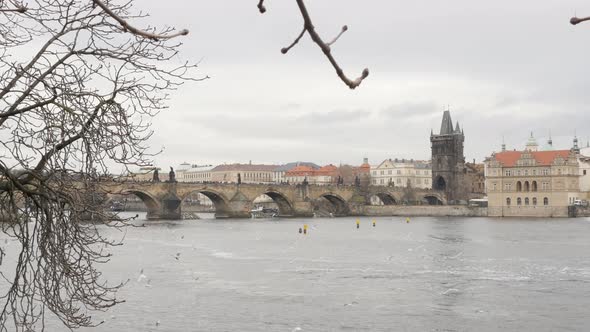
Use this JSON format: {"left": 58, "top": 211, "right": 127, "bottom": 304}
{"left": 9, "top": 214, "right": 590, "bottom": 331}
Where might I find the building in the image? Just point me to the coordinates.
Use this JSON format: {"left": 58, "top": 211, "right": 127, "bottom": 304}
{"left": 370, "top": 158, "right": 431, "bottom": 189}
{"left": 430, "top": 110, "right": 468, "bottom": 202}
{"left": 284, "top": 164, "right": 338, "bottom": 185}
{"left": 210, "top": 163, "right": 277, "bottom": 184}
{"left": 485, "top": 134, "right": 590, "bottom": 217}
{"left": 465, "top": 161, "right": 486, "bottom": 198}
{"left": 179, "top": 164, "right": 215, "bottom": 183}
{"left": 272, "top": 162, "right": 320, "bottom": 184}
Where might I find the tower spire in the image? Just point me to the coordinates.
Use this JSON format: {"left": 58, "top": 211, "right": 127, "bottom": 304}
{"left": 439, "top": 110, "right": 453, "bottom": 135}
{"left": 501, "top": 135, "right": 506, "bottom": 152}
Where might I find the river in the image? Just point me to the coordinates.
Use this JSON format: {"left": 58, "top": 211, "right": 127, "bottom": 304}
{"left": 4, "top": 214, "right": 590, "bottom": 331}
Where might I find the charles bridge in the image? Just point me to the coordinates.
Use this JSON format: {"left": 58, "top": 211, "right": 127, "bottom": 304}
{"left": 102, "top": 181, "right": 447, "bottom": 219}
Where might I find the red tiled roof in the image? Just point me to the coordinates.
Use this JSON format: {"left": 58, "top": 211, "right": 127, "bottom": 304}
{"left": 493, "top": 150, "right": 571, "bottom": 167}
{"left": 285, "top": 165, "right": 315, "bottom": 176}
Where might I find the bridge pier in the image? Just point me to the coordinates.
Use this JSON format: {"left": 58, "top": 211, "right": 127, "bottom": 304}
{"left": 147, "top": 193, "right": 182, "bottom": 220}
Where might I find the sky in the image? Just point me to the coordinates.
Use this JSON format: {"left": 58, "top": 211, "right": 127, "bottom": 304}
{"left": 134, "top": 1, "right": 590, "bottom": 169}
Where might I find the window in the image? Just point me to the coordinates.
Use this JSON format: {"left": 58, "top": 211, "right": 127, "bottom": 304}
{"left": 505, "top": 170, "right": 512, "bottom": 176}
{"left": 584, "top": 170, "right": 587, "bottom": 175}
{"left": 543, "top": 168, "right": 549, "bottom": 176}
{"left": 558, "top": 168, "right": 562, "bottom": 175}
{"left": 516, "top": 170, "right": 521, "bottom": 176}
{"left": 396, "top": 178, "right": 401, "bottom": 184}
{"left": 493, "top": 183, "right": 497, "bottom": 191}
{"left": 525, "top": 197, "right": 529, "bottom": 205}
{"left": 397, "top": 170, "right": 401, "bottom": 175}
{"left": 533, "top": 197, "right": 537, "bottom": 205}
{"left": 532, "top": 181, "right": 537, "bottom": 192}
{"left": 524, "top": 170, "right": 528, "bottom": 176}
{"left": 380, "top": 170, "right": 384, "bottom": 175}
{"left": 524, "top": 181, "right": 530, "bottom": 192}
{"left": 506, "top": 198, "right": 511, "bottom": 206}
{"left": 544, "top": 197, "right": 549, "bottom": 206}
{"left": 372, "top": 171, "right": 377, "bottom": 176}
{"left": 516, "top": 181, "right": 522, "bottom": 192}
{"left": 388, "top": 170, "right": 392, "bottom": 175}
{"left": 532, "top": 169, "right": 536, "bottom": 176}
{"left": 517, "top": 197, "right": 522, "bottom": 206}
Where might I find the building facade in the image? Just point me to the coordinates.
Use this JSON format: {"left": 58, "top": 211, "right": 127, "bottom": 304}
{"left": 430, "top": 110, "right": 468, "bottom": 202}
{"left": 284, "top": 164, "right": 338, "bottom": 185}
{"left": 210, "top": 163, "right": 277, "bottom": 184}
{"left": 485, "top": 135, "right": 590, "bottom": 217}
{"left": 179, "top": 164, "right": 215, "bottom": 183}
{"left": 370, "top": 158, "right": 431, "bottom": 189}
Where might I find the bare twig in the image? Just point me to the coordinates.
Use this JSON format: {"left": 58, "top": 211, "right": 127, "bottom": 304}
{"left": 92, "top": 0, "right": 188, "bottom": 40}
{"left": 571, "top": 16, "right": 590, "bottom": 25}
{"left": 327, "top": 25, "right": 348, "bottom": 46}
{"left": 259, "top": 0, "right": 369, "bottom": 89}
{"left": 281, "top": 27, "right": 305, "bottom": 54}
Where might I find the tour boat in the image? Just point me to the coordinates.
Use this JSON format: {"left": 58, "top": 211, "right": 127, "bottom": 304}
{"left": 250, "top": 206, "right": 279, "bottom": 219}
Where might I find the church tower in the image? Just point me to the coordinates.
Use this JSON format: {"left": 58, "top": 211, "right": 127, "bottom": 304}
{"left": 430, "top": 110, "right": 467, "bottom": 202}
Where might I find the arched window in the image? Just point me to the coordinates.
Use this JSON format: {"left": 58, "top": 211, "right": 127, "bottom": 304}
{"left": 532, "top": 181, "right": 538, "bottom": 192}
{"left": 524, "top": 181, "right": 530, "bottom": 192}
{"left": 516, "top": 181, "right": 522, "bottom": 192}
{"left": 532, "top": 197, "right": 537, "bottom": 205}
{"left": 544, "top": 197, "right": 549, "bottom": 206}
{"left": 525, "top": 197, "right": 529, "bottom": 205}
{"left": 506, "top": 197, "right": 511, "bottom": 206}
{"left": 517, "top": 197, "right": 522, "bottom": 206}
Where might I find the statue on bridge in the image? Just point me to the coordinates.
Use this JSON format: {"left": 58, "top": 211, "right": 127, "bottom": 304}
{"left": 152, "top": 169, "right": 160, "bottom": 182}
{"left": 237, "top": 173, "right": 241, "bottom": 185}
{"left": 168, "top": 167, "right": 176, "bottom": 183}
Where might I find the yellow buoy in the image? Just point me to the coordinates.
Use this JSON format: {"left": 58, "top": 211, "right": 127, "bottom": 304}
{"left": 356, "top": 219, "right": 360, "bottom": 229}
{"left": 406, "top": 217, "right": 410, "bottom": 223}
{"left": 372, "top": 219, "right": 376, "bottom": 227}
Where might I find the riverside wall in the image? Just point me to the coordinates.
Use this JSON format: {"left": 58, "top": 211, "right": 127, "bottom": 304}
{"left": 354, "top": 205, "right": 488, "bottom": 217}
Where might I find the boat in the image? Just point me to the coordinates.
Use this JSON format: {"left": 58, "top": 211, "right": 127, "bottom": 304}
{"left": 109, "top": 201, "right": 125, "bottom": 212}
{"left": 250, "top": 206, "right": 279, "bottom": 219}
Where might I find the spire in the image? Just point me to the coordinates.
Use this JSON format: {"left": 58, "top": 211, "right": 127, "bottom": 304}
{"left": 525, "top": 132, "right": 538, "bottom": 152}
{"left": 501, "top": 135, "right": 506, "bottom": 152}
{"left": 439, "top": 110, "right": 454, "bottom": 135}
{"left": 454, "top": 121, "right": 461, "bottom": 133}
{"left": 573, "top": 131, "right": 580, "bottom": 154}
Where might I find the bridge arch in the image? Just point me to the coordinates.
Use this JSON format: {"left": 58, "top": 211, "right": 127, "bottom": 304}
{"left": 121, "top": 189, "right": 160, "bottom": 218}
{"left": 254, "top": 190, "right": 295, "bottom": 217}
{"left": 181, "top": 189, "right": 232, "bottom": 218}
{"left": 371, "top": 192, "right": 397, "bottom": 205}
{"left": 423, "top": 194, "right": 444, "bottom": 205}
{"left": 316, "top": 193, "right": 350, "bottom": 216}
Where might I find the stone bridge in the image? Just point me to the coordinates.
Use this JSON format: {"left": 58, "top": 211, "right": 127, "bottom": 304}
{"left": 102, "top": 182, "right": 447, "bottom": 220}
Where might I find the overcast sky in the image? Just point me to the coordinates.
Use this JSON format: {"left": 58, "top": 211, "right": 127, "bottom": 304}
{"left": 135, "top": 1, "right": 590, "bottom": 169}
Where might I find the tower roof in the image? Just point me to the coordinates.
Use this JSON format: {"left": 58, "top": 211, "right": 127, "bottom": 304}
{"left": 439, "top": 111, "right": 454, "bottom": 135}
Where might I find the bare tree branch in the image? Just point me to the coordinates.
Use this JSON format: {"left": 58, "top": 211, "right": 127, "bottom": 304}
{"left": 571, "top": 16, "right": 590, "bottom": 25}
{"left": 259, "top": 0, "right": 369, "bottom": 89}
{"left": 326, "top": 25, "right": 348, "bottom": 47}
{"left": 281, "top": 26, "right": 306, "bottom": 54}
{"left": 92, "top": 0, "right": 189, "bottom": 40}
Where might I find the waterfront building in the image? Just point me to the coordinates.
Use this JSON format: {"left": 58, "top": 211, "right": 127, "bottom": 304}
{"left": 484, "top": 134, "right": 590, "bottom": 217}
{"left": 210, "top": 163, "right": 277, "bottom": 184}
{"left": 272, "top": 162, "right": 320, "bottom": 184}
{"left": 180, "top": 164, "right": 215, "bottom": 183}
{"left": 431, "top": 110, "right": 469, "bottom": 202}
{"left": 284, "top": 164, "right": 338, "bottom": 185}
{"left": 370, "top": 158, "right": 431, "bottom": 189}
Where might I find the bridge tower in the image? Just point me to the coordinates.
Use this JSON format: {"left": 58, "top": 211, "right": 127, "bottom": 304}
{"left": 430, "top": 110, "right": 467, "bottom": 203}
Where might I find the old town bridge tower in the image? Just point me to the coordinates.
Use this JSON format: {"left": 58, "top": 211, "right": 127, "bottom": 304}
{"left": 430, "top": 110, "right": 467, "bottom": 203}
